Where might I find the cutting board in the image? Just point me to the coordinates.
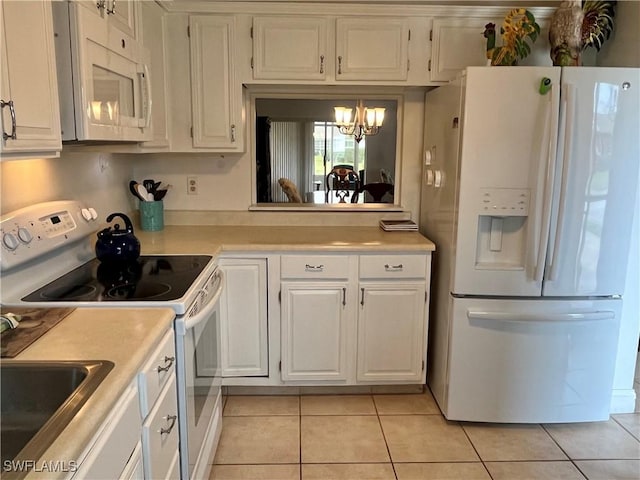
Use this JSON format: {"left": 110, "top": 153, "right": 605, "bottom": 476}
{"left": 1, "top": 307, "right": 75, "bottom": 358}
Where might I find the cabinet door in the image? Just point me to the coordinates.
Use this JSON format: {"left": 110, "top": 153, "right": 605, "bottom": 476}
{"left": 281, "top": 282, "right": 350, "bottom": 381}
{"left": 142, "top": 376, "right": 179, "bottom": 480}
{"left": 120, "top": 442, "right": 144, "bottom": 480}
{"left": 140, "top": 0, "right": 169, "bottom": 148}
{"left": 189, "top": 15, "right": 243, "bottom": 151}
{"left": 73, "top": 383, "right": 140, "bottom": 479}
{"left": 0, "top": 0, "right": 61, "bottom": 156}
{"left": 430, "top": 17, "right": 493, "bottom": 82}
{"left": 253, "top": 16, "right": 328, "bottom": 80}
{"left": 75, "top": 0, "right": 138, "bottom": 41}
{"left": 357, "top": 283, "right": 426, "bottom": 382}
{"left": 219, "top": 258, "right": 268, "bottom": 377}
{"left": 106, "top": 0, "right": 138, "bottom": 40}
{"left": 336, "top": 17, "right": 409, "bottom": 81}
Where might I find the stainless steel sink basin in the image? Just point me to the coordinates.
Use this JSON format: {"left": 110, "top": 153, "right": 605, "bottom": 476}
{"left": 0, "top": 360, "right": 114, "bottom": 472}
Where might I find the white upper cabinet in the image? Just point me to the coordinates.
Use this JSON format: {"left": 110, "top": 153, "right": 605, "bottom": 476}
{"left": 76, "top": 0, "right": 139, "bottom": 40}
{"left": 336, "top": 17, "right": 409, "bottom": 81}
{"left": 140, "top": 0, "right": 169, "bottom": 149}
{"left": 0, "top": 0, "right": 61, "bottom": 158}
{"left": 250, "top": 15, "right": 412, "bottom": 83}
{"left": 189, "top": 15, "right": 243, "bottom": 151}
{"left": 253, "top": 16, "right": 328, "bottom": 80}
{"left": 429, "top": 17, "right": 494, "bottom": 82}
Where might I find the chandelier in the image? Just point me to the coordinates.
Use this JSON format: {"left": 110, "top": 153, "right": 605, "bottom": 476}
{"left": 334, "top": 100, "right": 385, "bottom": 143}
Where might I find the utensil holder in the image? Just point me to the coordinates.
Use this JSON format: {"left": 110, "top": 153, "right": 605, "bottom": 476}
{"left": 139, "top": 200, "right": 164, "bottom": 231}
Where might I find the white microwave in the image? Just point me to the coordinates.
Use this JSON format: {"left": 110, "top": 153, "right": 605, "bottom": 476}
{"left": 52, "top": 1, "right": 152, "bottom": 142}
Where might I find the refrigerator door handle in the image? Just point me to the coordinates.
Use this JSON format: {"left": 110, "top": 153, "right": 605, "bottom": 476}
{"left": 533, "top": 83, "right": 561, "bottom": 283}
{"left": 467, "top": 310, "right": 616, "bottom": 323}
{"left": 547, "top": 83, "right": 575, "bottom": 282}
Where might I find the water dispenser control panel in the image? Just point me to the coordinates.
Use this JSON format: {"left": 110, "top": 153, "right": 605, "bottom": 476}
{"left": 479, "top": 188, "right": 529, "bottom": 216}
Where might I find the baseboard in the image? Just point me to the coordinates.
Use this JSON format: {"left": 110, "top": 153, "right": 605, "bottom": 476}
{"left": 610, "top": 388, "right": 637, "bottom": 414}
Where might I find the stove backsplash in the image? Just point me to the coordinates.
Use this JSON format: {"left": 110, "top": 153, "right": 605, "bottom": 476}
{"left": 1, "top": 151, "right": 131, "bottom": 217}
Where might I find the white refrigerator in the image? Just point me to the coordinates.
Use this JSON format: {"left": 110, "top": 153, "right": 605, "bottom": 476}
{"left": 421, "top": 66, "right": 640, "bottom": 423}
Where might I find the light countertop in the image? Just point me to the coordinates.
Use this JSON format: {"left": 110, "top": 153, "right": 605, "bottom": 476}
{"left": 135, "top": 225, "right": 435, "bottom": 255}
{"left": 4, "top": 308, "right": 175, "bottom": 479}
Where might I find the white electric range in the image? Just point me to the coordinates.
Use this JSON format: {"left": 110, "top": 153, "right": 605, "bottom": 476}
{"left": 1, "top": 200, "right": 222, "bottom": 480}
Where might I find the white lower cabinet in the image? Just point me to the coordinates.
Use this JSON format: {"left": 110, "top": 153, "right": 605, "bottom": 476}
{"left": 138, "top": 330, "right": 179, "bottom": 480}
{"left": 219, "top": 258, "right": 268, "bottom": 377}
{"left": 73, "top": 382, "right": 140, "bottom": 479}
{"left": 120, "top": 442, "right": 144, "bottom": 480}
{"left": 281, "top": 281, "right": 351, "bottom": 381}
{"left": 141, "top": 376, "right": 179, "bottom": 480}
{"left": 357, "top": 283, "right": 426, "bottom": 382}
{"left": 73, "top": 328, "right": 178, "bottom": 480}
{"left": 279, "top": 253, "right": 430, "bottom": 385}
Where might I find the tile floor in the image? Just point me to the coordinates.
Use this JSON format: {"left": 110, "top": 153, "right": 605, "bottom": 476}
{"left": 210, "top": 385, "right": 640, "bottom": 480}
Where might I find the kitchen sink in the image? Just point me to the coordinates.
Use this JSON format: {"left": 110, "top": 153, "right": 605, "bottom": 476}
{"left": 0, "top": 360, "right": 114, "bottom": 470}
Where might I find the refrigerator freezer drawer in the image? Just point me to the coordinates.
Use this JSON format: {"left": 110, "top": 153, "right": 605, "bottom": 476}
{"left": 442, "top": 297, "right": 621, "bottom": 423}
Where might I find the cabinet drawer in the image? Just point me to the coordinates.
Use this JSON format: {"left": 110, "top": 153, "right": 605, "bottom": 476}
{"left": 138, "top": 329, "right": 175, "bottom": 418}
{"left": 281, "top": 255, "right": 351, "bottom": 279}
{"left": 75, "top": 382, "right": 140, "bottom": 479}
{"left": 142, "top": 375, "right": 179, "bottom": 480}
{"left": 359, "top": 255, "right": 427, "bottom": 279}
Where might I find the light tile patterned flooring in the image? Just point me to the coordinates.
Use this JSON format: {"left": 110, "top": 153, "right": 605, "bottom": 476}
{"left": 210, "top": 386, "right": 640, "bottom": 480}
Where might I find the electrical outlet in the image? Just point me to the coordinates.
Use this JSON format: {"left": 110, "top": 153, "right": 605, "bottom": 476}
{"left": 187, "top": 176, "right": 198, "bottom": 195}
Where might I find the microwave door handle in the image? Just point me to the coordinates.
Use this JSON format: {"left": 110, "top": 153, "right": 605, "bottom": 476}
{"left": 138, "top": 63, "right": 152, "bottom": 128}
{"left": 182, "top": 270, "right": 224, "bottom": 331}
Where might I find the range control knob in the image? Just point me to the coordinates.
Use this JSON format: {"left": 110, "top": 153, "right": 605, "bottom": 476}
{"left": 3, "top": 232, "right": 19, "bottom": 251}
{"left": 17, "top": 227, "right": 32, "bottom": 244}
{"left": 81, "top": 208, "right": 92, "bottom": 221}
{"left": 88, "top": 207, "right": 98, "bottom": 220}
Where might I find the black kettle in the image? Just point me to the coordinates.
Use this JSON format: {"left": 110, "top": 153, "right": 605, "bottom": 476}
{"left": 95, "top": 213, "right": 141, "bottom": 263}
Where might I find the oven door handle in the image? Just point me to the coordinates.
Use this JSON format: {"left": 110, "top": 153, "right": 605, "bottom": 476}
{"left": 182, "top": 269, "right": 224, "bottom": 332}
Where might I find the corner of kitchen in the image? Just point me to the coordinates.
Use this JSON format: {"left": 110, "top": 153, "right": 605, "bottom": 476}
{"left": 1, "top": 1, "right": 639, "bottom": 479}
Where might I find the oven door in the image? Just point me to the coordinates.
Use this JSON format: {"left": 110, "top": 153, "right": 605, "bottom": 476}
{"left": 175, "top": 269, "right": 224, "bottom": 480}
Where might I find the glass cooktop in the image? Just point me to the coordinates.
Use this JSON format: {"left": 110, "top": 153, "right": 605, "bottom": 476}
{"left": 22, "top": 255, "right": 213, "bottom": 303}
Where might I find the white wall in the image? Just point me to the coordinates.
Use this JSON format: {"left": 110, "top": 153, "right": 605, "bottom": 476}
{"left": 1, "top": 152, "right": 132, "bottom": 220}
{"left": 132, "top": 90, "right": 425, "bottom": 225}
{"left": 596, "top": 0, "right": 640, "bottom": 68}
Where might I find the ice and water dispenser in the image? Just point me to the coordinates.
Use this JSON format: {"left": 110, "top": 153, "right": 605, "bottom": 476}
{"left": 475, "top": 188, "right": 530, "bottom": 270}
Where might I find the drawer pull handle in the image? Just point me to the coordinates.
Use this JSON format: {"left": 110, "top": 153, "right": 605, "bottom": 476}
{"left": 384, "top": 263, "right": 404, "bottom": 271}
{"left": 157, "top": 355, "right": 175, "bottom": 373}
{"left": 360, "top": 287, "right": 365, "bottom": 306}
{"left": 305, "top": 264, "right": 324, "bottom": 271}
{"left": 159, "top": 414, "right": 177, "bottom": 436}
{"left": 342, "top": 287, "right": 346, "bottom": 306}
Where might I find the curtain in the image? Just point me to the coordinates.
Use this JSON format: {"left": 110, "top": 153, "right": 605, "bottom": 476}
{"left": 256, "top": 116, "right": 272, "bottom": 202}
